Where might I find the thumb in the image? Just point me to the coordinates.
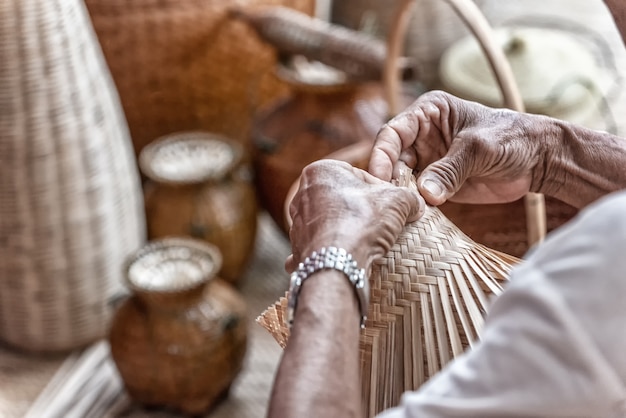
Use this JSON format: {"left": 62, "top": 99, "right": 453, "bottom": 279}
{"left": 417, "top": 148, "right": 471, "bottom": 206}
{"left": 401, "top": 186, "right": 425, "bottom": 223}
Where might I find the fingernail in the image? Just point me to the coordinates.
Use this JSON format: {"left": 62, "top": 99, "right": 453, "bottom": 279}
{"left": 422, "top": 180, "right": 443, "bottom": 198}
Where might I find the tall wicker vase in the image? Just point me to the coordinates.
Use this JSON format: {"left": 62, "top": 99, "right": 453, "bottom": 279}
{"left": 0, "top": 0, "right": 146, "bottom": 352}
{"left": 84, "top": 0, "right": 315, "bottom": 158}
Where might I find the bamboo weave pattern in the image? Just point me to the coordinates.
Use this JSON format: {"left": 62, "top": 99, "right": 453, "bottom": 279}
{"left": 257, "top": 176, "right": 521, "bottom": 417}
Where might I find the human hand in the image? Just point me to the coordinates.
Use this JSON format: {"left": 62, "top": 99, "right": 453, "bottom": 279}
{"left": 369, "top": 90, "right": 552, "bottom": 206}
{"left": 286, "top": 160, "right": 424, "bottom": 273}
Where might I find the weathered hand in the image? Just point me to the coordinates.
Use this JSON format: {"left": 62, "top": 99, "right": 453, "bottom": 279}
{"left": 286, "top": 160, "right": 424, "bottom": 273}
{"left": 369, "top": 90, "right": 552, "bottom": 206}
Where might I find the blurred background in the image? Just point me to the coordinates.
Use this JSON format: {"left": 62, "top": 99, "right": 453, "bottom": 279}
{"left": 1, "top": 0, "right": 625, "bottom": 417}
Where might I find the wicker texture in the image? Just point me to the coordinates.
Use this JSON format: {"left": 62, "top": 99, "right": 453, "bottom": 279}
{"left": 0, "top": 0, "right": 145, "bottom": 352}
{"left": 439, "top": 198, "right": 577, "bottom": 258}
{"left": 84, "top": 0, "right": 315, "bottom": 157}
{"left": 258, "top": 175, "right": 521, "bottom": 417}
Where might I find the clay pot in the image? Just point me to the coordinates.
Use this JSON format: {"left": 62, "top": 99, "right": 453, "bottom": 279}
{"left": 253, "top": 63, "right": 399, "bottom": 233}
{"left": 140, "top": 132, "right": 258, "bottom": 285}
{"left": 109, "top": 238, "right": 247, "bottom": 415}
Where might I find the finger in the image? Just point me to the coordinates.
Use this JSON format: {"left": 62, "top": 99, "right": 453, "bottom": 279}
{"left": 348, "top": 164, "right": 389, "bottom": 185}
{"left": 392, "top": 153, "right": 417, "bottom": 181}
{"left": 287, "top": 176, "right": 303, "bottom": 224}
{"left": 400, "top": 187, "right": 426, "bottom": 222}
{"left": 417, "top": 141, "right": 472, "bottom": 205}
{"left": 369, "top": 113, "right": 420, "bottom": 181}
{"left": 368, "top": 136, "right": 398, "bottom": 182}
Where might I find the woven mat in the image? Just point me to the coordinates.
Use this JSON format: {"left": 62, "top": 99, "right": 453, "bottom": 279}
{"left": 0, "top": 213, "right": 291, "bottom": 418}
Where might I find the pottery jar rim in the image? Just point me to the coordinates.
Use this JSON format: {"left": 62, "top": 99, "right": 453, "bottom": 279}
{"left": 139, "top": 131, "right": 243, "bottom": 186}
{"left": 124, "top": 237, "right": 223, "bottom": 295}
{"left": 274, "top": 57, "right": 360, "bottom": 94}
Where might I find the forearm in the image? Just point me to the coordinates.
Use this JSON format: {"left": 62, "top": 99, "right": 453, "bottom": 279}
{"left": 537, "top": 117, "right": 626, "bottom": 209}
{"left": 267, "top": 271, "right": 362, "bottom": 418}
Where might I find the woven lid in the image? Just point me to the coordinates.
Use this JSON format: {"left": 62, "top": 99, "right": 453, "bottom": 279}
{"left": 125, "top": 238, "right": 222, "bottom": 293}
{"left": 440, "top": 27, "right": 603, "bottom": 116}
{"left": 139, "top": 132, "right": 242, "bottom": 185}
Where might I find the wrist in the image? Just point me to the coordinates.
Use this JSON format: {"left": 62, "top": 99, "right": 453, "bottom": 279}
{"left": 288, "top": 247, "right": 369, "bottom": 329}
{"left": 295, "top": 270, "right": 361, "bottom": 328}
{"left": 301, "top": 233, "right": 372, "bottom": 271}
{"left": 528, "top": 117, "right": 626, "bottom": 209}
{"left": 527, "top": 115, "right": 564, "bottom": 198}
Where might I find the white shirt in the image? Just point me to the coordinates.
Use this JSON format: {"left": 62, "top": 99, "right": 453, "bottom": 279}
{"left": 378, "top": 191, "right": 626, "bottom": 418}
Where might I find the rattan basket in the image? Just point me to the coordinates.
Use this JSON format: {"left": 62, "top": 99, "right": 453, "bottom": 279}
{"left": 0, "top": 0, "right": 145, "bottom": 352}
{"left": 84, "top": 0, "right": 315, "bottom": 157}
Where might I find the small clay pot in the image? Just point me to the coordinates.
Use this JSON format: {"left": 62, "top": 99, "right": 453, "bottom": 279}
{"left": 253, "top": 62, "right": 394, "bottom": 233}
{"left": 109, "top": 237, "right": 247, "bottom": 415}
{"left": 140, "top": 132, "right": 258, "bottom": 285}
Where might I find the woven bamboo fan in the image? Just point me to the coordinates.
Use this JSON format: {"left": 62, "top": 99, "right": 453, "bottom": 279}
{"left": 0, "top": 0, "right": 145, "bottom": 352}
{"left": 84, "top": 0, "right": 315, "bottom": 157}
{"left": 257, "top": 172, "right": 521, "bottom": 416}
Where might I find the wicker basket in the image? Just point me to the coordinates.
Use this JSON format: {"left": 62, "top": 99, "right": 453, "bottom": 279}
{"left": 84, "top": 0, "right": 315, "bottom": 157}
{"left": 0, "top": 0, "right": 145, "bottom": 352}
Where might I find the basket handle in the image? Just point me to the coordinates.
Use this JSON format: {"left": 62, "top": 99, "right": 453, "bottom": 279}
{"left": 384, "top": 0, "right": 546, "bottom": 248}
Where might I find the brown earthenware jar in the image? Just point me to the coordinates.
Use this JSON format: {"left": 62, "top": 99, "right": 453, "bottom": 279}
{"left": 253, "top": 62, "right": 394, "bottom": 233}
{"left": 109, "top": 237, "right": 247, "bottom": 415}
{"left": 140, "top": 132, "right": 258, "bottom": 285}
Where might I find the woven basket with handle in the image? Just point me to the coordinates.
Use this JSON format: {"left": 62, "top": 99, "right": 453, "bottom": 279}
{"left": 84, "top": 0, "right": 315, "bottom": 157}
{"left": 256, "top": 0, "right": 566, "bottom": 416}
{"left": 0, "top": 0, "right": 145, "bottom": 352}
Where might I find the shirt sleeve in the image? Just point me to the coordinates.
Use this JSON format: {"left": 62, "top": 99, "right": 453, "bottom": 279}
{"left": 377, "top": 192, "right": 626, "bottom": 418}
